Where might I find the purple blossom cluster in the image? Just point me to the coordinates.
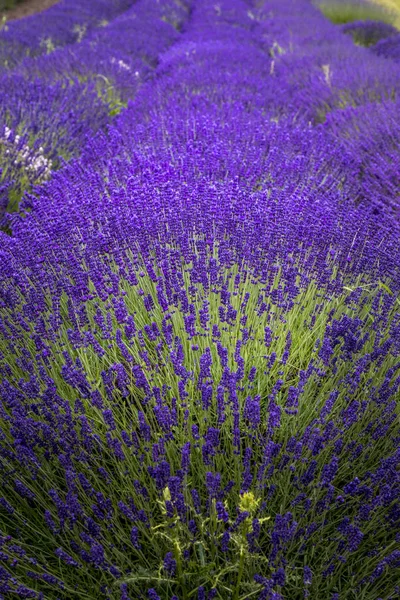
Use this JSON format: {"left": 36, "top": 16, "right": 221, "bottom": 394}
{"left": 0, "top": 0, "right": 400, "bottom": 599}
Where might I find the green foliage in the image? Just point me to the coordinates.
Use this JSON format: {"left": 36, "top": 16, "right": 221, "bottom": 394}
{"left": 0, "top": 0, "right": 24, "bottom": 11}
{"left": 95, "top": 74, "right": 128, "bottom": 116}
{"left": 315, "top": 1, "right": 396, "bottom": 24}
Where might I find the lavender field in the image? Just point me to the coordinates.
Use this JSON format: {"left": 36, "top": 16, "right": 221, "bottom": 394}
{"left": 0, "top": 0, "right": 400, "bottom": 598}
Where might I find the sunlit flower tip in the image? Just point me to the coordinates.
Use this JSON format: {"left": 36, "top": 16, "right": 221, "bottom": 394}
{"left": 239, "top": 491, "right": 260, "bottom": 513}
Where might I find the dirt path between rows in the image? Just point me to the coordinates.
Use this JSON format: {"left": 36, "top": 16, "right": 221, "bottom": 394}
{"left": 1, "top": 0, "right": 58, "bottom": 21}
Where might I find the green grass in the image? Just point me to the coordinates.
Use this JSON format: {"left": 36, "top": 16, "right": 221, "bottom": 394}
{"left": 315, "top": 0, "right": 396, "bottom": 24}
{"left": 0, "top": 0, "right": 24, "bottom": 10}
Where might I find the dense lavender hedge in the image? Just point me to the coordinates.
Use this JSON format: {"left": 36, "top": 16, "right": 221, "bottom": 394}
{"left": 0, "top": 0, "right": 134, "bottom": 71}
{"left": 0, "top": 0, "right": 191, "bottom": 222}
{"left": 340, "top": 19, "right": 398, "bottom": 46}
{"left": 371, "top": 31, "right": 400, "bottom": 60}
{"left": 0, "top": 1, "right": 400, "bottom": 599}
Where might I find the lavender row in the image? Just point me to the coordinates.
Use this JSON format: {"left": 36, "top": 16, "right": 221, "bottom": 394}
{"left": 323, "top": 95, "right": 400, "bottom": 215}
{"left": 247, "top": 0, "right": 400, "bottom": 215}
{"left": 0, "top": 0, "right": 192, "bottom": 224}
{"left": 0, "top": 0, "right": 135, "bottom": 72}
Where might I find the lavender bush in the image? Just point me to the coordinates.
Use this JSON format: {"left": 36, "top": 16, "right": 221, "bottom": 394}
{"left": 0, "top": 0, "right": 399, "bottom": 599}
{"left": 340, "top": 19, "right": 398, "bottom": 45}
{"left": 0, "top": 0, "right": 135, "bottom": 72}
{"left": 0, "top": 0, "right": 191, "bottom": 223}
{"left": 371, "top": 31, "right": 400, "bottom": 60}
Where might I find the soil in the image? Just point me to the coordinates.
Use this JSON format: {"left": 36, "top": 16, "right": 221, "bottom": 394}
{"left": 1, "top": 0, "right": 58, "bottom": 21}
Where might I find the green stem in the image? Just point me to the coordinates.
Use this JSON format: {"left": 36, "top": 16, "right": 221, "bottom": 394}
{"left": 174, "top": 538, "right": 188, "bottom": 600}
{"left": 234, "top": 547, "right": 245, "bottom": 600}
